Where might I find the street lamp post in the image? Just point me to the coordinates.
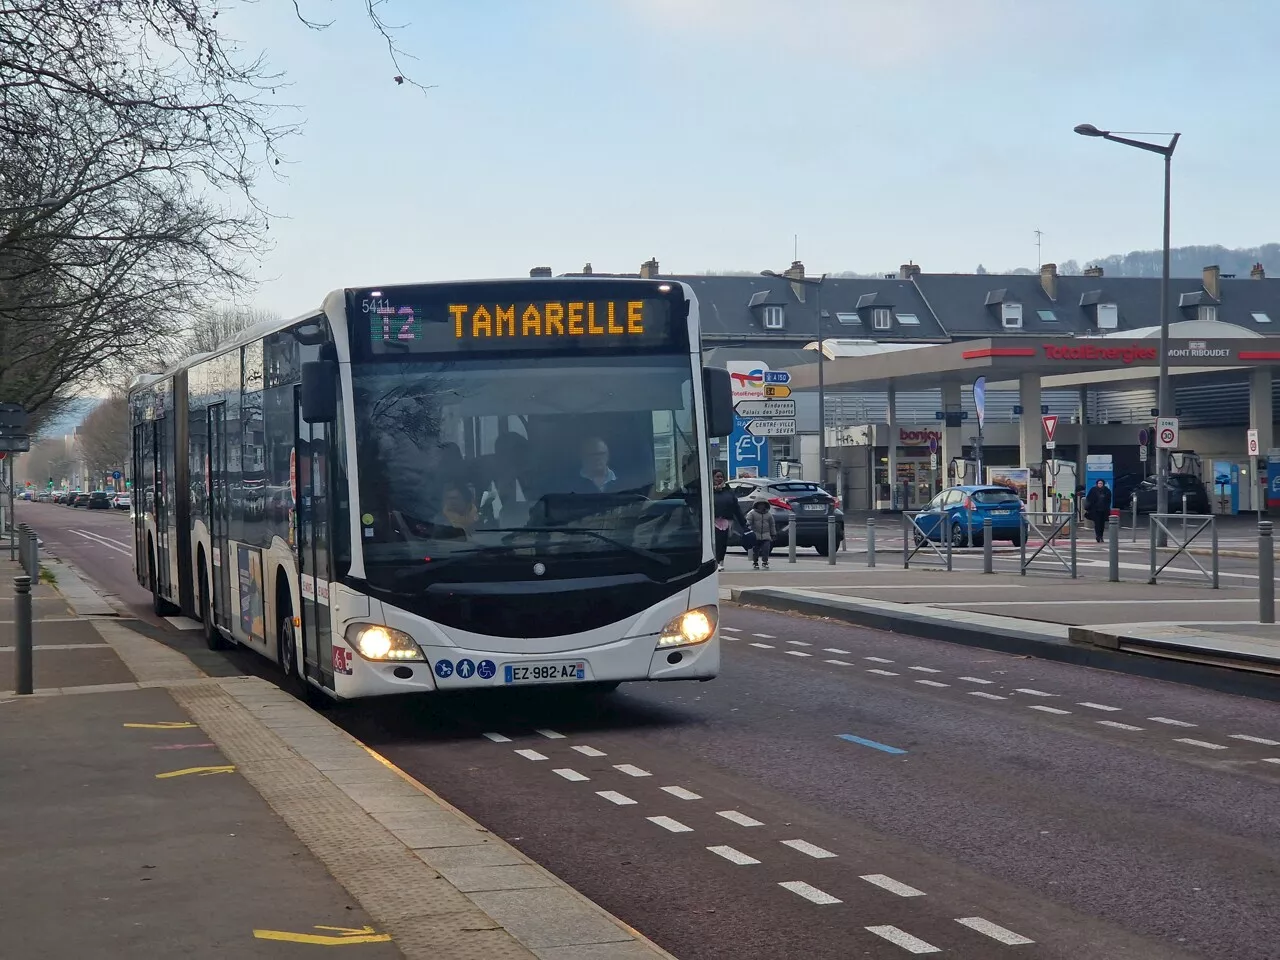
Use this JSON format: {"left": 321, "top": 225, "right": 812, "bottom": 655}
{"left": 1074, "top": 124, "right": 1181, "bottom": 528}
{"left": 762, "top": 270, "right": 828, "bottom": 484}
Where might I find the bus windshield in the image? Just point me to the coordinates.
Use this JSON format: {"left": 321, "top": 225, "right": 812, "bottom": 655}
{"left": 350, "top": 354, "right": 704, "bottom": 593}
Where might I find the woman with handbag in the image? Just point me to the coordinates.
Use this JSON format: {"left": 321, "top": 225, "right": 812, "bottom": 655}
{"left": 712, "top": 470, "right": 746, "bottom": 570}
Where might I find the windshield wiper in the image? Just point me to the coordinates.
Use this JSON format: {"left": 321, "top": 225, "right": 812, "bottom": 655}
{"left": 499, "top": 526, "right": 672, "bottom": 567}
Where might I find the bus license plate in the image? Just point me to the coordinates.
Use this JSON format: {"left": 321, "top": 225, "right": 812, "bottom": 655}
{"left": 504, "top": 661, "right": 586, "bottom": 684}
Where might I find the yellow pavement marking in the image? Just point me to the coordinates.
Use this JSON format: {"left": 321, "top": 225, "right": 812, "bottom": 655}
{"left": 253, "top": 925, "right": 391, "bottom": 945}
{"left": 124, "top": 721, "right": 197, "bottom": 729}
{"left": 155, "top": 765, "right": 236, "bottom": 779}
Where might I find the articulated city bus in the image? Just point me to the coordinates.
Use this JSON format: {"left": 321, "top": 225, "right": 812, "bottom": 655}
{"left": 128, "top": 278, "right": 734, "bottom": 703}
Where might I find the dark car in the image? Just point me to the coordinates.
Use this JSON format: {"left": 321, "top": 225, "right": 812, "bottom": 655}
{"left": 1110, "top": 472, "right": 1145, "bottom": 510}
{"left": 1130, "top": 473, "right": 1210, "bottom": 514}
{"left": 72, "top": 492, "right": 92, "bottom": 507}
{"left": 87, "top": 491, "right": 112, "bottom": 510}
{"left": 726, "top": 478, "right": 844, "bottom": 555}
{"left": 914, "top": 485, "right": 1027, "bottom": 547}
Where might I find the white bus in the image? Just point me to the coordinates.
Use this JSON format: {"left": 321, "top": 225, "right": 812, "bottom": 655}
{"left": 128, "top": 278, "right": 734, "bottom": 704}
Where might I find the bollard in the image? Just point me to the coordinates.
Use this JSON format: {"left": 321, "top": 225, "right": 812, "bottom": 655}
{"left": 788, "top": 513, "right": 797, "bottom": 564}
{"left": 1147, "top": 512, "right": 1157, "bottom": 584}
{"left": 1131, "top": 495, "right": 1138, "bottom": 543}
{"left": 1211, "top": 519, "right": 1219, "bottom": 589}
{"left": 14, "top": 575, "right": 33, "bottom": 695}
{"left": 1182, "top": 493, "right": 1189, "bottom": 544}
{"left": 1108, "top": 515, "right": 1120, "bottom": 582}
{"left": 827, "top": 513, "right": 837, "bottom": 566}
{"left": 27, "top": 530, "right": 37, "bottom": 580}
{"left": 1069, "top": 513, "right": 1078, "bottom": 579}
{"left": 17, "top": 525, "right": 27, "bottom": 576}
{"left": 902, "top": 514, "right": 910, "bottom": 569}
{"left": 945, "top": 521, "right": 953, "bottom": 572}
{"left": 1260, "top": 522, "right": 1275, "bottom": 623}
{"left": 866, "top": 516, "right": 876, "bottom": 568}
{"left": 982, "top": 517, "right": 993, "bottom": 574}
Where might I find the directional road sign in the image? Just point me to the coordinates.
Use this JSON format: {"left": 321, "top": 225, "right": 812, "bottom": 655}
{"left": 1041, "top": 415, "right": 1058, "bottom": 443}
{"left": 1156, "top": 417, "right": 1179, "bottom": 449}
{"left": 734, "top": 399, "right": 796, "bottom": 418}
{"left": 763, "top": 371, "right": 790, "bottom": 384}
{"left": 744, "top": 418, "right": 796, "bottom": 437}
{"left": 763, "top": 385, "right": 791, "bottom": 398}
{"left": 1248, "top": 429, "right": 1260, "bottom": 457}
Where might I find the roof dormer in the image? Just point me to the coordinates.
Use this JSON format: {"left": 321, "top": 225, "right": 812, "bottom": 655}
{"left": 984, "top": 288, "right": 1023, "bottom": 329}
{"left": 1079, "top": 289, "right": 1120, "bottom": 330}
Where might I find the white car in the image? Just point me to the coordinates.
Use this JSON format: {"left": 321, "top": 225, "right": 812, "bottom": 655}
{"left": 112, "top": 493, "right": 131, "bottom": 511}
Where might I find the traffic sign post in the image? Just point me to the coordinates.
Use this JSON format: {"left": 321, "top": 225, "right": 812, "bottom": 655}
{"left": 1156, "top": 417, "right": 1179, "bottom": 449}
{"left": 1248, "top": 429, "right": 1260, "bottom": 457}
{"left": 1041, "top": 414, "right": 1058, "bottom": 444}
{"left": 734, "top": 399, "right": 796, "bottom": 419}
{"left": 1139, "top": 446, "right": 1148, "bottom": 462}
{"left": 744, "top": 418, "right": 797, "bottom": 438}
{"left": 763, "top": 385, "right": 791, "bottom": 398}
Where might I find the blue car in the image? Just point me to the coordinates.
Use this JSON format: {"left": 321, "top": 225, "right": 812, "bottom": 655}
{"left": 913, "top": 485, "right": 1027, "bottom": 547}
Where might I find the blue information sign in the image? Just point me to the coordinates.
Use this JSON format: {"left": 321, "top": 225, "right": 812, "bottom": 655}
{"left": 729, "top": 414, "right": 769, "bottom": 479}
{"left": 112, "top": 470, "right": 122, "bottom": 480}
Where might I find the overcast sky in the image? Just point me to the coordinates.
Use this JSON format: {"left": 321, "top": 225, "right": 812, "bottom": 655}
{"left": 224, "top": 0, "right": 1280, "bottom": 318}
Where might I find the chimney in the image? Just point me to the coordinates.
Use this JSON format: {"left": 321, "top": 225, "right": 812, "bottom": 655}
{"left": 784, "top": 260, "right": 805, "bottom": 281}
{"left": 1203, "top": 264, "right": 1220, "bottom": 299}
{"left": 582, "top": 263, "right": 592, "bottom": 275}
{"left": 1252, "top": 262, "right": 1266, "bottom": 280}
{"left": 639, "top": 258, "right": 660, "bottom": 279}
{"left": 1083, "top": 265, "right": 1104, "bottom": 278}
{"left": 898, "top": 262, "right": 921, "bottom": 280}
{"left": 1040, "top": 262, "right": 1058, "bottom": 300}
{"left": 530, "top": 266, "right": 552, "bottom": 278}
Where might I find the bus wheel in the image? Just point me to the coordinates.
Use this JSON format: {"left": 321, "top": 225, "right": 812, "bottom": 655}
{"left": 198, "top": 558, "right": 229, "bottom": 650}
{"left": 278, "top": 612, "right": 331, "bottom": 710}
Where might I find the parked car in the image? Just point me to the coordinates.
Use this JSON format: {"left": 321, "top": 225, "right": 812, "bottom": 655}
{"left": 913, "top": 485, "right": 1027, "bottom": 547}
{"left": 87, "top": 490, "right": 112, "bottom": 510}
{"left": 1130, "top": 473, "right": 1210, "bottom": 514}
{"left": 72, "top": 492, "right": 91, "bottom": 507}
{"left": 725, "top": 478, "right": 845, "bottom": 555}
{"left": 112, "top": 492, "right": 131, "bottom": 511}
{"left": 1110, "top": 472, "right": 1145, "bottom": 510}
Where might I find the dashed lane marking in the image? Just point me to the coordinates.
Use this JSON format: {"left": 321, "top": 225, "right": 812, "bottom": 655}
{"left": 779, "top": 881, "right": 842, "bottom": 905}
{"left": 536, "top": 728, "right": 566, "bottom": 739}
{"left": 785, "top": 640, "right": 811, "bottom": 646}
{"left": 572, "top": 745, "right": 607, "bottom": 757}
{"left": 752, "top": 633, "right": 776, "bottom": 639}
{"left": 1175, "top": 738, "right": 1228, "bottom": 750}
{"left": 785, "top": 650, "right": 813, "bottom": 658}
{"left": 553, "top": 768, "right": 589, "bottom": 782}
{"left": 824, "top": 659, "right": 854, "bottom": 666}
{"left": 908, "top": 666, "right": 941, "bottom": 673}
{"left": 482, "top": 732, "right": 511, "bottom": 743}
{"left": 1029, "top": 705, "right": 1071, "bottom": 715}
{"left": 123, "top": 721, "right": 196, "bottom": 729}
{"left": 707, "top": 845, "right": 760, "bottom": 865}
{"left": 1098, "top": 720, "right": 1144, "bottom": 731}
{"left": 722, "top": 626, "right": 742, "bottom": 632}
{"left": 780, "top": 839, "right": 836, "bottom": 859}
{"left": 749, "top": 642, "right": 776, "bottom": 649}
{"left": 867, "top": 669, "right": 900, "bottom": 677}
{"left": 969, "top": 691, "right": 1008, "bottom": 700}
{"left": 648, "top": 816, "right": 693, "bottom": 833}
{"left": 915, "top": 679, "right": 950, "bottom": 688}
{"left": 515, "top": 749, "right": 548, "bottom": 761}
{"left": 1078, "top": 702, "right": 1121, "bottom": 711}
{"left": 1149, "top": 716, "right": 1197, "bottom": 727}
{"left": 718, "top": 810, "right": 764, "bottom": 828}
{"left": 155, "top": 765, "right": 235, "bottom": 779}
{"left": 865, "top": 656, "right": 894, "bottom": 663}
{"left": 597, "top": 790, "right": 636, "bottom": 805}
{"left": 955, "top": 917, "right": 1035, "bottom": 945}
{"left": 823, "top": 648, "right": 851, "bottom": 655}
{"left": 614, "top": 763, "right": 651, "bottom": 777}
{"left": 860, "top": 874, "right": 926, "bottom": 897}
{"left": 959, "top": 677, "right": 993, "bottom": 684}
{"left": 1263, "top": 758, "right": 1280, "bottom": 765}
{"left": 838, "top": 734, "right": 907, "bottom": 755}
{"left": 865, "top": 925, "right": 941, "bottom": 954}
{"left": 1015, "top": 688, "right": 1056, "bottom": 697}
{"left": 661, "top": 786, "right": 702, "bottom": 800}
{"left": 1231, "top": 735, "right": 1280, "bottom": 746}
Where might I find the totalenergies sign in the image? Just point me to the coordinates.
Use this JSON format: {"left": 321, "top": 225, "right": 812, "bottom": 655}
{"left": 1042, "top": 343, "right": 1156, "bottom": 364}
{"left": 726, "top": 360, "right": 768, "bottom": 401}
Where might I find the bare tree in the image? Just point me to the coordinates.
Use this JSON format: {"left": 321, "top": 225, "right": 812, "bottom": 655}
{"left": 181, "top": 305, "right": 282, "bottom": 359}
{"left": 76, "top": 395, "right": 130, "bottom": 478}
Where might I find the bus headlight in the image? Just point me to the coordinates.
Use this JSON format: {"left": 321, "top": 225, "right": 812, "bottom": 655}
{"left": 657, "top": 605, "right": 718, "bottom": 648}
{"left": 346, "top": 624, "right": 425, "bottom": 661}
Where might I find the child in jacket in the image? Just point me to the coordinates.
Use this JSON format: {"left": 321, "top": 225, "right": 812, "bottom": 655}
{"left": 747, "top": 499, "right": 776, "bottom": 569}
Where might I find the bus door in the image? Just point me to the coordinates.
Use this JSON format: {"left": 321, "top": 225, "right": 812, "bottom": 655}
{"left": 152, "top": 418, "right": 172, "bottom": 596}
{"left": 295, "top": 390, "right": 333, "bottom": 688}
{"left": 208, "top": 404, "right": 231, "bottom": 630}
{"left": 132, "top": 423, "right": 147, "bottom": 583}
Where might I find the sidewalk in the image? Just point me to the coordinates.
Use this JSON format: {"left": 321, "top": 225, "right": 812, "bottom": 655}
{"left": 0, "top": 557, "right": 677, "bottom": 959}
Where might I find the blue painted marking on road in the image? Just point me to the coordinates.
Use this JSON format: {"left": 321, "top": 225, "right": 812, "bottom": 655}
{"left": 837, "top": 734, "right": 907, "bottom": 755}
{"left": 434, "top": 659, "right": 454, "bottom": 679}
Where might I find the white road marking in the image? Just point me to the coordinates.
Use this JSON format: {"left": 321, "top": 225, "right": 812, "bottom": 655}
{"left": 1175, "top": 738, "right": 1228, "bottom": 750}
{"left": 536, "top": 728, "right": 566, "bottom": 739}
{"left": 779, "top": 881, "right": 841, "bottom": 905}
{"left": 722, "top": 626, "right": 742, "bottom": 632}
{"left": 915, "top": 679, "right": 950, "bottom": 688}
{"left": 823, "top": 648, "right": 851, "bottom": 655}
{"left": 865, "top": 656, "right": 894, "bottom": 663}
{"left": 749, "top": 642, "right": 775, "bottom": 649}
{"left": 785, "top": 650, "right": 812, "bottom": 658}
{"left": 780, "top": 839, "right": 836, "bottom": 859}
{"left": 1029, "top": 705, "right": 1071, "bottom": 715}
{"left": 482, "top": 732, "right": 511, "bottom": 742}
{"left": 647, "top": 816, "right": 693, "bottom": 833}
{"left": 596, "top": 790, "right": 636, "bottom": 805}
{"left": 515, "top": 749, "right": 548, "bottom": 761}
{"left": 614, "top": 763, "right": 651, "bottom": 777}
{"left": 867, "top": 669, "right": 900, "bottom": 676}
{"left": 969, "top": 691, "right": 1008, "bottom": 700}
{"left": 661, "top": 786, "right": 702, "bottom": 801}
{"left": 785, "top": 640, "right": 811, "bottom": 646}
{"left": 707, "top": 845, "right": 759, "bottom": 865}
{"left": 955, "top": 917, "right": 1035, "bottom": 945}
{"left": 71, "top": 530, "right": 131, "bottom": 555}
{"left": 908, "top": 666, "right": 941, "bottom": 673}
{"left": 1098, "top": 720, "right": 1144, "bottom": 731}
{"left": 959, "top": 676, "right": 993, "bottom": 684}
{"left": 824, "top": 659, "right": 854, "bottom": 666}
{"left": 1231, "top": 734, "right": 1280, "bottom": 746}
{"left": 1263, "top": 758, "right": 1280, "bottom": 765}
{"left": 865, "top": 925, "right": 940, "bottom": 953}
{"left": 752, "top": 633, "right": 776, "bottom": 639}
{"left": 1078, "top": 702, "right": 1120, "bottom": 712}
{"left": 572, "top": 745, "right": 607, "bottom": 757}
{"left": 718, "top": 810, "right": 763, "bottom": 828}
{"left": 1149, "top": 716, "right": 1197, "bottom": 727}
{"left": 860, "top": 874, "right": 926, "bottom": 897}
{"left": 1015, "top": 688, "right": 1056, "bottom": 697}
{"left": 553, "top": 768, "right": 589, "bottom": 782}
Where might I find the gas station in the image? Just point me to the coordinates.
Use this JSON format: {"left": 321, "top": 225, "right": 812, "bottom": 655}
{"left": 783, "top": 331, "right": 1280, "bottom": 515}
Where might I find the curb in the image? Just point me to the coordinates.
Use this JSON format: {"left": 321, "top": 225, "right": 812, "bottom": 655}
{"left": 729, "top": 586, "right": 1280, "bottom": 703}
{"left": 41, "top": 556, "right": 118, "bottom": 617}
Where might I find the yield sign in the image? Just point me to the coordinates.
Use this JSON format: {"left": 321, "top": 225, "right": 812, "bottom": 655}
{"left": 1041, "top": 414, "right": 1059, "bottom": 443}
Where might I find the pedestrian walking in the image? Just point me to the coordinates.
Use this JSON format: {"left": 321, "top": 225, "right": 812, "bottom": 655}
{"left": 746, "top": 497, "right": 776, "bottom": 569}
{"left": 1084, "top": 478, "right": 1112, "bottom": 542}
{"left": 712, "top": 470, "right": 746, "bottom": 570}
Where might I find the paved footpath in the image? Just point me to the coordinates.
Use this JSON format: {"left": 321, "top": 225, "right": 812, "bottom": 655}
{"left": 0, "top": 556, "right": 675, "bottom": 959}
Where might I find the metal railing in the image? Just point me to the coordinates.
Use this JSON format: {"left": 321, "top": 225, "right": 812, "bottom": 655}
{"left": 1019, "top": 510, "right": 1077, "bottom": 578}
{"left": 1147, "top": 513, "right": 1218, "bottom": 587}
{"left": 902, "top": 511, "right": 951, "bottom": 570}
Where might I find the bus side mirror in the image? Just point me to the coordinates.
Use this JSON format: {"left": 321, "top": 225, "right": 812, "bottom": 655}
{"left": 703, "top": 366, "right": 734, "bottom": 438}
{"left": 300, "top": 359, "right": 338, "bottom": 423}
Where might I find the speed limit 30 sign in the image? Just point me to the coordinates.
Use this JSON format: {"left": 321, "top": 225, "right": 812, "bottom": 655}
{"left": 1155, "top": 417, "right": 1179, "bottom": 449}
